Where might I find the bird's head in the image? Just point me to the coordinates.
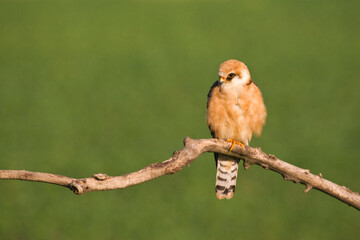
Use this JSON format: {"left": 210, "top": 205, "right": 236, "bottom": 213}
{"left": 217, "top": 59, "right": 252, "bottom": 89}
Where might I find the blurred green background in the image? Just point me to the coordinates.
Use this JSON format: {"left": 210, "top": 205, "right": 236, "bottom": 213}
{"left": 0, "top": 0, "right": 359, "bottom": 239}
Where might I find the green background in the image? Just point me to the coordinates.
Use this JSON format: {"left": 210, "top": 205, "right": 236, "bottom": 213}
{"left": 0, "top": 0, "right": 359, "bottom": 239}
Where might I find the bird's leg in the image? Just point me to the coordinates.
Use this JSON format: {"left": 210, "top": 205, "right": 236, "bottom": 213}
{"left": 226, "top": 139, "right": 244, "bottom": 151}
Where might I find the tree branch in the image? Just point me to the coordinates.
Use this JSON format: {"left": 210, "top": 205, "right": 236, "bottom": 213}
{"left": 1, "top": 137, "right": 359, "bottom": 210}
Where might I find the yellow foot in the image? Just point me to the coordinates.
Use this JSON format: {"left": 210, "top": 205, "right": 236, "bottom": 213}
{"left": 226, "top": 139, "right": 244, "bottom": 151}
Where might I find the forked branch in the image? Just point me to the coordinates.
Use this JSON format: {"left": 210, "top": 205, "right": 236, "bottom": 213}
{"left": 0, "top": 137, "right": 359, "bottom": 211}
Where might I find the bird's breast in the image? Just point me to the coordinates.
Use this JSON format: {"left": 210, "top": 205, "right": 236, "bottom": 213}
{"left": 207, "top": 91, "right": 251, "bottom": 142}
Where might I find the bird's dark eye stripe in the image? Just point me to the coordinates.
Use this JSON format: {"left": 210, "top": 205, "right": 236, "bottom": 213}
{"left": 227, "top": 73, "right": 236, "bottom": 80}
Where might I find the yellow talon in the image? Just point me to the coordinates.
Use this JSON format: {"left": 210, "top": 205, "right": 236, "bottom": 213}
{"left": 226, "top": 139, "right": 244, "bottom": 151}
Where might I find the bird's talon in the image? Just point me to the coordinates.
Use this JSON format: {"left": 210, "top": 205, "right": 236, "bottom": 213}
{"left": 226, "top": 139, "right": 244, "bottom": 151}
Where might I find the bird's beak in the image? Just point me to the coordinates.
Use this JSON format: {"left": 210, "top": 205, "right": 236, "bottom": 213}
{"left": 219, "top": 76, "right": 226, "bottom": 84}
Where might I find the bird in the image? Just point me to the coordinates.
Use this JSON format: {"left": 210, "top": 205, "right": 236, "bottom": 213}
{"left": 207, "top": 59, "right": 267, "bottom": 199}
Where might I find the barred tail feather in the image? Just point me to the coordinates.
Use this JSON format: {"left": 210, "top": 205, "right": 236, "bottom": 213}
{"left": 215, "top": 154, "right": 239, "bottom": 200}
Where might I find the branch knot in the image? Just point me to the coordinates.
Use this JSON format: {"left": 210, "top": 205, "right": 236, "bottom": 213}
{"left": 93, "top": 173, "right": 109, "bottom": 181}
{"left": 69, "top": 180, "right": 84, "bottom": 195}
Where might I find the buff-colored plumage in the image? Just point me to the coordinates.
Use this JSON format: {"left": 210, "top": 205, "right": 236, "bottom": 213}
{"left": 207, "top": 59, "right": 267, "bottom": 199}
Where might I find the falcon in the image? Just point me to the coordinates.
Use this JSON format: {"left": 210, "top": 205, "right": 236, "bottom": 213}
{"left": 207, "top": 59, "right": 267, "bottom": 199}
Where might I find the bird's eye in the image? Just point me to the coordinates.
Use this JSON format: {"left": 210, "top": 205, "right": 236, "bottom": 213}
{"left": 227, "top": 73, "right": 236, "bottom": 81}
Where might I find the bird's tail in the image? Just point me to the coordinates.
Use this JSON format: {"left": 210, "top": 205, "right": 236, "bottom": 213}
{"left": 215, "top": 154, "right": 239, "bottom": 200}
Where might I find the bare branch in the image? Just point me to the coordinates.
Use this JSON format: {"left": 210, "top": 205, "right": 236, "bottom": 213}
{"left": 0, "top": 137, "right": 359, "bottom": 210}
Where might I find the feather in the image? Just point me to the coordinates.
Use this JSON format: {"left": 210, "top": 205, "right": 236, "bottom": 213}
{"left": 215, "top": 154, "right": 239, "bottom": 199}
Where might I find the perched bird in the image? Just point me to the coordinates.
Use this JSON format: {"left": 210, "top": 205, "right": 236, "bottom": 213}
{"left": 207, "top": 59, "right": 267, "bottom": 199}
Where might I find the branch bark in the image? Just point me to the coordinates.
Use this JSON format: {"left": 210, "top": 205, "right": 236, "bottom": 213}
{"left": 0, "top": 137, "right": 359, "bottom": 211}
